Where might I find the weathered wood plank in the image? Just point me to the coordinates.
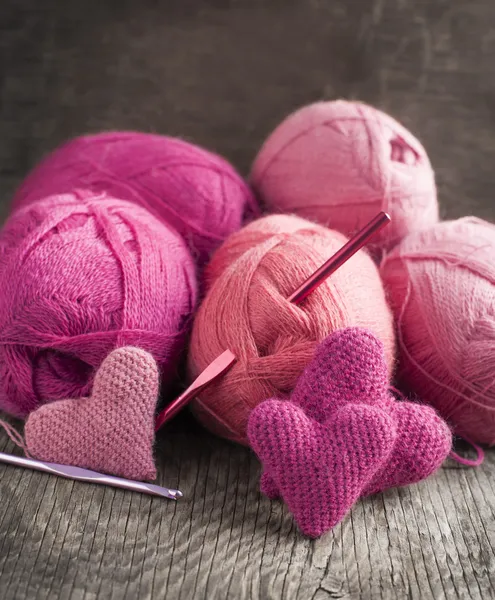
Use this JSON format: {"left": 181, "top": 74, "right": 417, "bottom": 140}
{"left": 1, "top": 424, "right": 495, "bottom": 600}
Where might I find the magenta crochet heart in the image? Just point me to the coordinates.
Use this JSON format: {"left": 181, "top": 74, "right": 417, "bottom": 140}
{"left": 248, "top": 399, "right": 396, "bottom": 538}
{"left": 363, "top": 401, "right": 452, "bottom": 495}
{"left": 260, "top": 328, "right": 452, "bottom": 499}
{"left": 25, "top": 346, "right": 159, "bottom": 481}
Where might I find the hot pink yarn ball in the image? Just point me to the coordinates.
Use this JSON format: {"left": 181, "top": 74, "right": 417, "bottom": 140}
{"left": 0, "top": 192, "right": 197, "bottom": 417}
{"left": 251, "top": 100, "right": 438, "bottom": 251}
{"left": 13, "top": 132, "right": 258, "bottom": 264}
{"left": 188, "top": 214, "right": 395, "bottom": 444}
{"left": 380, "top": 217, "right": 495, "bottom": 445}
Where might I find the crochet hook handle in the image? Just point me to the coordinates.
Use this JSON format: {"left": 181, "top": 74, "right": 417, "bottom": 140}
{"left": 288, "top": 211, "right": 391, "bottom": 304}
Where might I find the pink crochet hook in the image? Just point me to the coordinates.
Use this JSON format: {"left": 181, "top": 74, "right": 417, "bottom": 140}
{"left": 288, "top": 211, "right": 391, "bottom": 304}
{"left": 154, "top": 349, "right": 236, "bottom": 431}
{"left": 155, "top": 211, "right": 391, "bottom": 430}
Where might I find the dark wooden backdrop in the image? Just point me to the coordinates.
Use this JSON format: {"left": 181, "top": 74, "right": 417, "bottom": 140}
{"left": 0, "top": 1, "right": 494, "bottom": 598}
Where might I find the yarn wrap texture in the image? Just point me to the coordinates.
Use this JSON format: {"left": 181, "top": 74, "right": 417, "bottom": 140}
{"left": 380, "top": 217, "right": 495, "bottom": 445}
{"left": 12, "top": 131, "right": 258, "bottom": 265}
{"left": 251, "top": 100, "right": 438, "bottom": 251}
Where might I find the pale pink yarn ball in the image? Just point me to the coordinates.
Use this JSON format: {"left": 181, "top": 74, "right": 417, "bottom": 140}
{"left": 188, "top": 214, "right": 395, "bottom": 444}
{"left": 251, "top": 100, "right": 438, "bottom": 251}
{"left": 380, "top": 218, "right": 495, "bottom": 445}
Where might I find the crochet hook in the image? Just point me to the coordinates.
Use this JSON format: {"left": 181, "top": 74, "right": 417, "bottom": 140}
{"left": 0, "top": 451, "right": 182, "bottom": 500}
{"left": 155, "top": 211, "right": 391, "bottom": 430}
{"left": 288, "top": 211, "right": 391, "bottom": 304}
{"left": 154, "top": 349, "right": 236, "bottom": 431}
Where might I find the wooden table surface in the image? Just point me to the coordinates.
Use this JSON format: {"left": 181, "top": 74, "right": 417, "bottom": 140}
{"left": 1, "top": 1, "right": 494, "bottom": 598}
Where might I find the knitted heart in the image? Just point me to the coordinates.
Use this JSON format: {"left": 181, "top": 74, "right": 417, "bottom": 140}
{"left": 291, "top": 327, "right": 392, "bottom": 420}
{"left": 248, "top": 399, "right": 396, "bottom": 538}
{"left": 260, "top": 328, "right": 451, "bottom": 499}
{"left": 25, "top": 346, "right": 159, "bottom": 481}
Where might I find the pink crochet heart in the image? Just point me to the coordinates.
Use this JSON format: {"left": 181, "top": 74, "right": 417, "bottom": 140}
{"left": 248, "top": 399, "right": 396, "bottom": 538}
{"left": 260, "top": 328, "right": 451, "bottom": 499}
{"left": 25, "top": 346, "right": 159, "bottom": 481}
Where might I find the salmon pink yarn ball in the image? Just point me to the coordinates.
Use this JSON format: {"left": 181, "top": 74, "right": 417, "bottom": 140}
{"left": 13, "top": 132, "right": 258, "bottom": 264}
{"left": 251, "top": 100, "right": 438, "bottom": 252}
{"left": 0, "top": 192, "right": 197, "bottom": 417}
{"left": 188, "top": 214, "right": 395, "bottom": 444}
{"left": 380, "top": 218, "right": 495, "bottom": 445}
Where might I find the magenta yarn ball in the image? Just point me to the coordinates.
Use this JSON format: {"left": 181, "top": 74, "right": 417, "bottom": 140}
{"left": 251, "top": 100, "right": 438, "bottom": 251}
{"left": 0, "top": 192, "right": 197, "bottom": 417}
{"left": 13, "top": 132, "right": 258, "bottom": 264}
{"left": 380, "top": 218, "right": 495, "bottom": 445}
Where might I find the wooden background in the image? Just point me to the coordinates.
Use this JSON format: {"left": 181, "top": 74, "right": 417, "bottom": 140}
{"left": 1, "top": 1, "right": 495, "bottom": 598}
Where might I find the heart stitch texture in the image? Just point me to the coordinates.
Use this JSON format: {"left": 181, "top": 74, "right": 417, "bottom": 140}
{"left": 260, "top": 328, "right": 452, "bottom": 499}
{"left": 248, "top": 399, "right": 396, "bottom": 538}
{"left": 25, "top": 346, "right": 159, "bottom": 481}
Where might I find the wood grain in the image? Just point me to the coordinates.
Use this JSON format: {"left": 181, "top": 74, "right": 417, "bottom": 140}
{"left": 1, "top": 0, "right": 495, "bottom": 598}
{"left": 0, "top": 422, "right": 495, "bottom": 600}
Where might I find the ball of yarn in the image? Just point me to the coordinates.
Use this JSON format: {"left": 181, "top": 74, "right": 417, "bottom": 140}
{"left": 251, "top": 100, "right": 438, "bottom": 251}
{"left": 12, "top": 132, "right": 258, "bottom": 264}
{"left": 0, "top": 192, "right": 197, "bottom": 417}
{"left": 188, "top": 214, "right": 395, "bottom": 444}
{"left": 380, "top": 217, "right": 495, "bottom": 445}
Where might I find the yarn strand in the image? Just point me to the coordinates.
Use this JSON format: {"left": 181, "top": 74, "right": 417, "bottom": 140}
{"left": 0, "top": 418, "right": 32, "bottom": 458}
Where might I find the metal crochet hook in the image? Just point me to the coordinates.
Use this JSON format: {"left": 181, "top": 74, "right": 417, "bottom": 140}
{"left": 155, "top": 211, "right": 391, "bottom": 430}
{"left": 0, "top": 451, "right": 182, "bottom": 500}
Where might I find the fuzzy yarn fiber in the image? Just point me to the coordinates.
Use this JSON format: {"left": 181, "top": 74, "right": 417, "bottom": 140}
{"left": 380, "top": 217, "right": 495, "bottom": 445}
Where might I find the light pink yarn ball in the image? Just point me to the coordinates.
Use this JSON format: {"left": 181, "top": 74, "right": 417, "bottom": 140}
{"left": 381, "top": 218, "right": 495, "bottom": 445}
{"left": 189, "top": 214, "right": 396, "bottom": 445}
{"left": 251, "top": 100, "right": 438, "bottom": 251}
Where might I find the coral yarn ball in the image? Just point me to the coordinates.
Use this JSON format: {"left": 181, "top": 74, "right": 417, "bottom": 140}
{"left": 188, "top": 214, "right": 395, "bottom": 444}
{"left": 380, "top": 218, "right": 495, "bottom": 445}
{"left": 0, "top": 192, "right": 197, "bottom": 417}
{"left": 251, "top": 100, "right": 438, "bottom": 251}
{"left": 13, "top": 132, "right": 258, "bottom": 264}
